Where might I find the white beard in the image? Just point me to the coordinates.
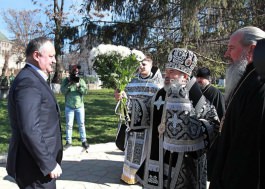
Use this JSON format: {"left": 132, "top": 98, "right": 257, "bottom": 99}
{"left": 164, "top": 76, "right": 187, "bottom": 92}
{"left": 225, "top": 54, "right": 248, "bottom": 103}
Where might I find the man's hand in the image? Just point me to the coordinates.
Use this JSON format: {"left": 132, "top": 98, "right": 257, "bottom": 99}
{"left": 49, "top": 163, "right": 62, "bottom": 179}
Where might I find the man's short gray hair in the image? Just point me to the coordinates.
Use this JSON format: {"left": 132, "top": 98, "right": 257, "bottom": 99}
{"left": 232, "top": 26, "right": 265, "bottom": 46}
{"left": 25, "top": 37, "right": 53, "bottom": 57}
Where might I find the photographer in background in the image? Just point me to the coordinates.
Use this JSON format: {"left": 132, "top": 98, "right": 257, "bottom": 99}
{"left": 61, "top": 64, "right": 89, "bottom": 151}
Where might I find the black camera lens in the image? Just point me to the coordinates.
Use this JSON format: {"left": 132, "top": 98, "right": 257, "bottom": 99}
{"left": 70, "top": 74, "right": 80, "bottom": 83}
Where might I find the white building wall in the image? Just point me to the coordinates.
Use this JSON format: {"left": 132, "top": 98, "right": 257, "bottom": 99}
{"left": 0, "top": 40, "right": 24, "bottom": 75}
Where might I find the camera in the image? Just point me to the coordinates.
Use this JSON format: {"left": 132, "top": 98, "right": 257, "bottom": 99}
{"left": 70, "top": 74, "right": 80, "bottom": 83}
{"left": 69, "top": 64, "right": 81, "bottom": 83}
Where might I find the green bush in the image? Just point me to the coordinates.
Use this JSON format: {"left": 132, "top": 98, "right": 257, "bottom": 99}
{"left": 213, "top": 84, "right": 225, "bottom": 93}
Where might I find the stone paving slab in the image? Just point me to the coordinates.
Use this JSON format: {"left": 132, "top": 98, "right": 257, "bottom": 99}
{"left": 0, "top": 142, "right": 142, "bottom": 189}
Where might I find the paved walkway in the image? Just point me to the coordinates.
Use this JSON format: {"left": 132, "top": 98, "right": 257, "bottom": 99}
{"left": 0, "top": 142, "right": 142, "bottom": 189}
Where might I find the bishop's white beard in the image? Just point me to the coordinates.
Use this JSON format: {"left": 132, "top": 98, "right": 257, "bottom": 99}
{"left": 164, "top": 75, "right": 187, "bottom": 92}
{"left": 225, "top": 53, "right": 248, "bottom": 103}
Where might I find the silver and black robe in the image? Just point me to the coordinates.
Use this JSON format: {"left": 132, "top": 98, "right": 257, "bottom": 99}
{"left": 136, "top": 77, "right": 220, "bottom": 189}
{"left": 120, "top": 67, "right": 163, "bottom": 184}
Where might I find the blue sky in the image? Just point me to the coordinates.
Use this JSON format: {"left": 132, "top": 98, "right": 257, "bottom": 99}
{"left": 0, "top": 0, "right": 84, "bottom": 39}
{"left": 0, "top": 0, "right": 37, "bottom": 38}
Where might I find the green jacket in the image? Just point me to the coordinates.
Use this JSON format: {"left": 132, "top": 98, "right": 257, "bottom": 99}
{"left": 60, "top": 77, "right": 88, "bottom": 108}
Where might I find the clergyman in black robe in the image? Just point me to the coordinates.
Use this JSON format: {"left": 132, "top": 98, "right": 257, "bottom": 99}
{"left": 196, "top": 67, "right": 225, "bottom": 181}
{"left": 210, "top": 26, "right": 265, "bottom": 189}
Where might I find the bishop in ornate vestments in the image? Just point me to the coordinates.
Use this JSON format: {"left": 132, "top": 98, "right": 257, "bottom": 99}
{"left": 136, "top": 48, "right": 220, "bottom": 189}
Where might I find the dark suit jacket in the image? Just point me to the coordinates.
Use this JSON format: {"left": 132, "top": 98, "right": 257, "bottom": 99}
{"left": 6, "top": 64, "right": 63, "bottom": 187}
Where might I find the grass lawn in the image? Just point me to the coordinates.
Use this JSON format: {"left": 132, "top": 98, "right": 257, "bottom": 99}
{"left": 0, "top": 89, "right": 119, "bottom": 154}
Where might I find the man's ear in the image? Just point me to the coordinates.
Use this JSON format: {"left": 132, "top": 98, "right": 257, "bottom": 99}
{"left": 32, "top": 51, "right": 40, "bottom": 62}
{"left": 248, "top": 44, "right": 256, "bottom": 62}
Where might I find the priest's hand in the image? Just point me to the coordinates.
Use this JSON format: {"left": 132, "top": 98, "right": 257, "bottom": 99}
{"left": 114, "top": 89, "right": 127, "bottom": 101}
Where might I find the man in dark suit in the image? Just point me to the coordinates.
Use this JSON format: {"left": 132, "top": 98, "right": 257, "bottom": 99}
{"left": 6, "top": 37, "right": 63, "bottom": 189}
